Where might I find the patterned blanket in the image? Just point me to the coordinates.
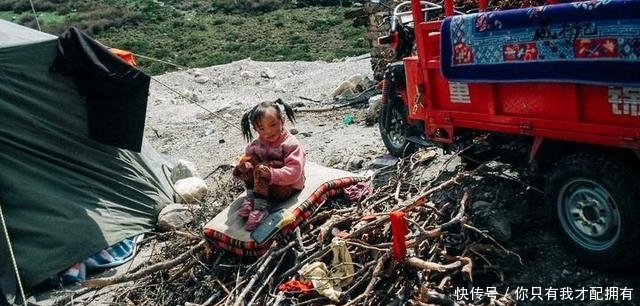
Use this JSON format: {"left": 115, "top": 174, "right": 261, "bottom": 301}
{"left": 440, "top": 0, "right": 640, "bottom": 86}
{"left": 203, "top": 163, "right": 367, "bottom": 257}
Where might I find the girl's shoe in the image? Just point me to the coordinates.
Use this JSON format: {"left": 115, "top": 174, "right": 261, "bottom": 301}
{"left": 244, "top": 209, "right": 269, "bottom": 231}
{"left": 237, "top": 198, "right": 254, "bottom": 218}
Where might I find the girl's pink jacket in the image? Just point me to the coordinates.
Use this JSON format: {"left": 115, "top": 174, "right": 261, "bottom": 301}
{"left": 244, "top": 129, "right": 305, "bottom": 190}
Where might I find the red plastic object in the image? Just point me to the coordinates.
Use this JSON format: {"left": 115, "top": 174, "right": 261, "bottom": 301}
{"left": 390, "top": 211, "right": 408, "bottom": 262}
{"left": 108, "top": 48, "right": 137, "bottom": 66}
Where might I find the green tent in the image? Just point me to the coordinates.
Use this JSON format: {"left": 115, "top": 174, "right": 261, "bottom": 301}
{"left": 0, "top": 20, "right": 174, "bottom": 304}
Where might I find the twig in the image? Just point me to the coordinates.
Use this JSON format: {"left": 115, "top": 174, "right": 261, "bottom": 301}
{"left": 232, "top": 242, "right": 295, "bottom": 306}
{"left": 405, "top": 257, "right": 463, "bottom": 273}
{"left": 232, "top": 256, "right": 274, "bottom": 306}
{"left": 298, "top": 96, "right": 322, "bottom": 103}
{"left": 294, "top": 99, "right": 367, "bottom": 113}
{"left": 168, "top": 258, "right": 198, "bottom": 282}
{"left": 82, "top": 240, "right": 205, "bottom": 288}
{"left": 463, "top": 223, "right": 522, "bottom": 265}
{"left": 246, "top": 248, "right": 288, "bottom": 306}
{"left": 271, "top": 291, "right": 286, "bottom": 306}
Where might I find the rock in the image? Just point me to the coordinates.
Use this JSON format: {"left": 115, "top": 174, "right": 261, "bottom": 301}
{"left": 331, "top": 80, "right": 357, "bottom": 98}
{"left": 174, "top": 177, "right": 208, "bottom": 204}
{"left": 273, "top": 81, "right": 286, "bottom": 93}
{"left": 370, "top": 155, "right": 398, "bottom": 169}
{"left": 194, "top": 75, "right": 210, "bottom": 84}
{"left": 289, "top": 128, "right": 299, "bottom": 135}
{"left": 471, "top": 200, "right": 493, "bottom": 212}
{"left": 240, "top": 71, "right": 254, "bottom": 79}
{"left": 365, "top": 94, "right": 383, "bottom": 126}
{"left": 157, "top": 203, "right": 201, "bottom": 231}
{"left": 484, "top": 213, "right": 512, "bottom": 242}
{"left": 261, "top": 67, "right": 276, "bottom": 79}
{"left": 212, "top": 77, "right": 224, "bottom": 87}
{"left": 190, "top": 68, "right": 203, "bottom": 77}
{"left": 347, "top": 74, "right": 365, "bottom": 87}
{"left": 471, "top": 202, "right": 513, "bottom": 242}
{"left": 170, "top": 159, "right": 200, "bottom": 183}
{"left": 322, "top": 154, "right": 343, "bottom": 167}
{"left": 348, "top": 157, "right": 365, "bottom": 170}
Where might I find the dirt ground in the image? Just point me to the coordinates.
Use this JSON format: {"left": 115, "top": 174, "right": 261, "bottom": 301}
{"left": 141, "top": 56, "right": 639, "bottom": 305}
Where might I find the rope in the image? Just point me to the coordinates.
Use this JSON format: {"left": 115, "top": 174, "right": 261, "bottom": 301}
{"left": 122, "top": 52, "right": 242, "bottom": 133}
{"left": 131, "top": 52, "right": 189, "bottom": 70}
{"left": 28, "top": 0, "right": 41, "bottom": 31}
{"left": 0, "top": 203, "right": 27, "bottom": 306}
{"left": 149, "top": 77, "right": 242, "bottom": 133}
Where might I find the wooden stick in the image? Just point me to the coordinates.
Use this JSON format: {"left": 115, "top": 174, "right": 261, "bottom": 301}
{"left": 405, "top": 257, "right": 462, "bottom": 273}
{"left": 82, "top": 240, "right": 205, "bottom": 288}
{"left": 168, "top": 258, "right": 198, "bottom": 282}
{"left": 247, "top": 249, "right": 288, "bottom": 306}
{"left": 271, "top": 291, "right": 286, "bottom": 306}
{"left": 232, "top": 242, "right": 295, "bottom": 306}
{"left": 232, "top": 256, "right": 274, "bottom": 306}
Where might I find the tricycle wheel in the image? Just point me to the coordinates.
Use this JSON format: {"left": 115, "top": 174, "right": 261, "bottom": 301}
{"left": 544, "top": 153, "right": 640, "bottom": 269}
{"left": 378, "top": 101, "right": 416, "bottom": 157}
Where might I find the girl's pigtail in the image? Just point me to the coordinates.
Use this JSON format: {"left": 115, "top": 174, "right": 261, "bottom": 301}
{"left": 240, "top": 111, "right": 253, "bottom": 142}
{"left": 275, "top": 98, "right": 296, "bottom": 124}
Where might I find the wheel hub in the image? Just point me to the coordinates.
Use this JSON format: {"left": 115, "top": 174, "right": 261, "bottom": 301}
{"left": 570, "top": 190, "right": 612, "bottom": 238}
{"left": 578, "top": 201, "right": 598, "bottom": 222}
{"left": 560, "top": 179, "right": 620, "bottom": 250}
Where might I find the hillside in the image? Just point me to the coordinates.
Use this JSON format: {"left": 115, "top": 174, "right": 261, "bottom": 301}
{"left": 0, "top": 0, "right": 370, "bottom": 75}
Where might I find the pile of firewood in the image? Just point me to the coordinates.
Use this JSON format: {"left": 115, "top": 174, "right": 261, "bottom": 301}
{"left": 78, "top": 148, "right": 523, "bottom": 306}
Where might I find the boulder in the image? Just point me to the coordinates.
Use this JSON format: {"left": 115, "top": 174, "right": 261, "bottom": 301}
{"left": 157, "top": 203, "right": 201, "bottom": 231}
{"left": 170, "top": 159, "right": 200, "bottom": 183}
{"left": 174, "top": 177, "right": 208, "bottom": 204}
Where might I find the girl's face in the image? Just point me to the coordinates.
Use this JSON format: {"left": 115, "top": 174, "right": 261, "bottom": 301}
{"left": 254, "top": 107, "right": 284, "bottom": 142}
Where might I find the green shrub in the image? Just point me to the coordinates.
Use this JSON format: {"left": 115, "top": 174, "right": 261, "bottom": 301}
{"left": 287, "top": 34, "right": 307, "bottom": 45}
{"left": 13, "top": 1, "right": 369, "bottom": 75}
{"left": 211, "top": 18, "right": 225, "bottom": 25}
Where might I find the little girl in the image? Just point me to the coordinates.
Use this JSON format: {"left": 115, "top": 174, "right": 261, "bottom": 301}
{"left": 232, "top": 99, "right": 306, "bottom": 231}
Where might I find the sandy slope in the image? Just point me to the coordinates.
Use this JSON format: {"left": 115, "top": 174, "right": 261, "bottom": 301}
{"left": 144, "top": 55, "right": 386, "bottom": 177}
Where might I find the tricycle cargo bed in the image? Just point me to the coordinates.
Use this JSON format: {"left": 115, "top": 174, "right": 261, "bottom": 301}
{"left": 406, "top": 54, "right": 640, "bottom": 149}
{"left": 403, "top": 0, "right": 640, "bottom": 149}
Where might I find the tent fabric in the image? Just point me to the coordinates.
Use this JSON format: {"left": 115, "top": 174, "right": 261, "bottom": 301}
{"left": 0, "top": 19, "right": 55, "bottom": 47}
{"left": 0, "top": 19, "right": 174, "bottom": 301}
{"left": 50, "top": 27, "right": 149, "bottom": 152}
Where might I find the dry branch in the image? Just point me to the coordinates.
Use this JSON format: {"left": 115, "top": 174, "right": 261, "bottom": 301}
{"left": 82, "top": 240, "right": 205, "bottom": 288}
{"left": 99, "top": 148, "right": 523, "bottom": 306}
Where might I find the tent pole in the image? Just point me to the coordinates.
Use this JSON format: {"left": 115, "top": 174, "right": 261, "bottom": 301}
{"left": 27, "top": 0, "right": 41, "bottom": 31}
{"left": 0, "top": 203, "right": 27, "bottom": 306}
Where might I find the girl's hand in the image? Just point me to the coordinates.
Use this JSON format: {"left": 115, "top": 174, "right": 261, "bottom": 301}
{"left": 255, "top": 164, "right": 271, "bottom": 181}
{"left": 236, "top": 154, "right": 255, "bottom": 173}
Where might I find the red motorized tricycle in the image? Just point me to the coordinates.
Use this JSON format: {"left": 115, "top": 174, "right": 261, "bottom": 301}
{"left": 376, "top": 0, "right": 640, "bottom": 268}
